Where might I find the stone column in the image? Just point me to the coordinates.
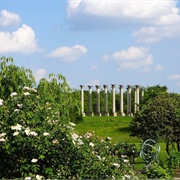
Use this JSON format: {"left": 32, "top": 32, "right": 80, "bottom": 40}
{"left": 141, "top": 87, "right": 144, "bottom": 102}
{"left": 119, "top": 85, "right": 125, "bottom": 116}
{"left": 80, "top": 85, "right": 85, "bottom": 116}
{"left": 126, "top": 85, "right": 133, "bottom": 116}
{"left": 134, "top": 85, "right": 140, "bottom": 113}
{"left": 96, "top": 85, "right": 101, "bottom": 116}
{"left": 103, "top": 85, "right": 109, "bottom": 116}
{"left": 88, "top": 85, "right": 93, "bottom": 116}
{"left": 112, "top": 84, "right": 117, "bottom": 116}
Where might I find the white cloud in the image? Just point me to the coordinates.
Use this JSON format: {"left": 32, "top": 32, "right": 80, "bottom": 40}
{"left": 0, "top": 10, "right": 21, "bottom": 27}
{"left": 167, "top": 74, "right": 180, "bottom": 80}
{"left": 110, "top": 46, "right": 153, "bottom": 70}
{"left": 91, "top": 65, "right": 98, "bottom": 71}
{"left": 66, "top": 0, "right": 180, "bottom": 43}
{"left": 154, "top": 64, "right": 163, "bottom": 71}
{"left": 46, "top": 44, "right": 88, "bottom": 62}
{"left": 88, "top": 80, "right": 100, "bottom": 86}
{"left": 34, "top": 68, "right": 47, "bottom": 82}
{"left": 0, "top": 24, "right": 40, "bottom": 54}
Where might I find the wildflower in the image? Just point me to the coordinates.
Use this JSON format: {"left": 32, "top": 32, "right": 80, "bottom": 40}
{"left": 69, "top": 122, "right": 76, "bottom": 126}
{"left": 0, "top": 133, "right": 6, "bottom": 137}
{"left": 113, "top": 163, "right": 120, "bottom": 168}
{"left": 30, "top": 88, "right": 37, "bottom": 92}
{"left": 24, "top": 92, "right": 30, "bottom": 96}
{"left": 43, "top": 132, "right": 50, "bottom": 136}
{"left": 36, "top": 174, "right": 43, "bottom": 180}
{"left": 123, "top": 159, "right": 129, "bottom": 163}
{"left": 89, "top": 142, "right": 95, "bottom": 147}
{"left": 10, "top": 92, "right": 17, "bottom": 97}
{"left": 11, "top": 124, "right": 22, "bottom": 131}
{"left": 0, "top": 138, "right": 6, "bottom": 142}
{"left": 25, "top": 127, "right": 30, "bottom": 136}
{"left": 13, "top": 131, "right": 19, "bottom": 136}
{"left": 31, "top": 158, "right": 38, "bottom": 163}
{"left": 106, "top": 136, "right": 112, "bottom": 140}
{"left": 30, "top": 131, "right": 38, "bottom": 136}
{"left": 77, "top": 139, "right": 84, "bottom": 145}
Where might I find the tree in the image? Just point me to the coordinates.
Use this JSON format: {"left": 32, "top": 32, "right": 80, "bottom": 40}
{"left": 0, "top": 56, "right": 35, "bottom": 99}
{"left": 130, "top": 93, "right": 180, "bottom": 155}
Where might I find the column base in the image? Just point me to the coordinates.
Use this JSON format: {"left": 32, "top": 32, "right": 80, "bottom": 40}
{"left": 96, "top": 112, "right": 101, "bottom": 116}
{"left": 82, "top": 112, "right": 86, "bottom": 117}
{"left": 104, "top": 112, "right": 109, "bottom": 116}
{"left": 120, "top": 112, "right": 125, "bottom": 116}
{"left": 112, "top": 112, "right": 117, "bottom": 117}
{"left": 126, "top": 112, "right": 133, "bottom": 117}
{"left": 88, "top": 112, "right": 94, "bottom": 116}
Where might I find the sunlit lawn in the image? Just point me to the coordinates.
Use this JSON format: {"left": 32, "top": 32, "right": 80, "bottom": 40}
{"left": 75, "top": 116, "right": 169, "bottom": 170}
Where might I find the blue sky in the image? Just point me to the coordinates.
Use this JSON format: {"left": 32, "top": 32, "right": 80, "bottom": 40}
{"left": 1, "top": 0, "right": 180, "bottom": 93}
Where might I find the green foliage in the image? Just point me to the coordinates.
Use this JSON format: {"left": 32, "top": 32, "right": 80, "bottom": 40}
{"left": 167, "top": 152, "right": 180, "bottom": 170}
{"left": 146, "top": 163, "right": 172, "bottom": 179}
{"left": 37, "top": 73, "right": 81, "bottom": 123}
{"left": 0, "top": 57, "right": 35, "bottom": 99}
{"left": 130, "top": 93, "right": 180, "bottom": 155}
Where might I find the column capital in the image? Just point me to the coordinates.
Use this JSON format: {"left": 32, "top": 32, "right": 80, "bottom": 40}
{"left": 95, "top": 85, "right": 100, "bottom": 89}
{"left": 119, "top": 85, "right": 124, "bottom": 89}
{"left": 103, "top": 85, "right": 108, "bottom": 89}
{"left": 88, "top": 85, "right": 93, "bottom": 89}
{"left": 135, "top": 85, "right": 140, "bottom": 88}
{"left": 111, "top": 84, "right": 116, "bottom": 89}
{"left": 80, "top": 85, "right": 84, "bottom": 89}
{"left": 127, "top": 85, "right": 131, "bottom": 90}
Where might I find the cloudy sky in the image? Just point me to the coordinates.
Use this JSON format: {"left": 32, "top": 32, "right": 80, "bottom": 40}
{"left": 1, "top": 0, "right": 180, "bottom": 93}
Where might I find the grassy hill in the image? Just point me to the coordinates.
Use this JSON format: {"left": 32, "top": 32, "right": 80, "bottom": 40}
{"left": 75, "top": 116, "right": 168, "bottom": 170}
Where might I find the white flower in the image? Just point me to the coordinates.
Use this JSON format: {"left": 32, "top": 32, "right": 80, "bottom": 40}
{"left": 25, "top": 127, "right": 30, "bottom": 135}
{"left": 0, "top": 138, "right": 6, "bottom": 142}
{"left": 106, "top": 137, "right": 112, "bottom": 140}
{"left": 113, "top": 163, "right": 120, "bottom": 168}
{"left": 14, "top": 109, "right": 20, "bottom": 112}
{"left": 0, "top": 133, "right": 6, "bottom": 137}
{"left": 13, "top": 131, "right": 19, "bottom": 136}
{"left": 30, "top": 131, "right": 38, "bottom": 136}
{"left": 31, "top": 158, "right": 38, "bottom": 163}
{"left": 17, "top": 104, "right": 23, "bottom": 108}
{"left": 10, "top": 92, "right": 17, "bottom": 97}
{"left": 69, "top": 122, "right": 76, "bottom": 126}
{"left": 36, "top": 174, "right": 43, "bottom": 180}
{"left": 11, "top": 124, "right": 22, "bottom": 131}
{"left": 25, "top": 177, "right": 31, "bottom": 180}
{"left": 77, "top": 139, "right": 84, "bottom": 145}
{"left": 123, "top": 159, "right": 129, "bottom": 163}
{"left": 43, "top": 132, "right": 50, "bottom": 136}
{"left": 72, "top": 133, "right": 79, "bottom": 140}
{"left": 23, "top": 87, "right": 31, "bottom": 90}
{"left": 24, "top": 92, "right": 30, "bottom": 96}
{"left": 31, "top": 88, "right": 37, "bottom": 92}
{"left": 52, "top": 139, "right": 59, "bottom": 144}
{"left": 89, "top": 142, "right": 94, "bottom": 147}
{"left": 0, "top": 99, "right": 4, "bottom": 106}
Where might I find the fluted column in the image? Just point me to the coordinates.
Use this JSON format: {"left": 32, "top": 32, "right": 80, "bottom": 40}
{"left": 88, "top": 85, "right": 93, "bottom": 116}
{"left": 119, "top": 85, "right": 125, "bottom": 116}
{"left": 103, "top": 85, "right": 109, "bottom": 116}
{"left": 126, "top": 85, "right": 133, "bottom": 116}
{"left": 96, "top": 85, "right": 101, "bottom": 116}
{"left": 112, "top": 84, "right": 117, "bottom": 116}
{"left": 134, "top": 85, "right": 140, "bottom": 113}
{"left": 80, "top": 85, "right": 85, "bottom": 116}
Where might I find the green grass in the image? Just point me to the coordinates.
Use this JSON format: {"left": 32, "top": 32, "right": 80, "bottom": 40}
{"left": 75, "top": 116, "right": 169, "bottom": 170}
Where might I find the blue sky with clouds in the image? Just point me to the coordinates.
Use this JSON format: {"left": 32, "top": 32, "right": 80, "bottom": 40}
{"left": 1, "top": 0, "right": 180, "bottom": 93}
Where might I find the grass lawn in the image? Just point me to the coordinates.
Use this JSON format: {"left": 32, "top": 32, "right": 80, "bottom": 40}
{"left": 75, "top": 116, "right": 169, "bottom": 170}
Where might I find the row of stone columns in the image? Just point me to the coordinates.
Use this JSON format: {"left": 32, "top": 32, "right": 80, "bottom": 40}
{"left": 80, "top": 85, "right": 144, "bottom": 117}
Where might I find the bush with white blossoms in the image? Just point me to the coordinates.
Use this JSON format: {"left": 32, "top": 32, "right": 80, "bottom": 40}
{"left": 0, "top": 87, "right": 145, "bottom": 179}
